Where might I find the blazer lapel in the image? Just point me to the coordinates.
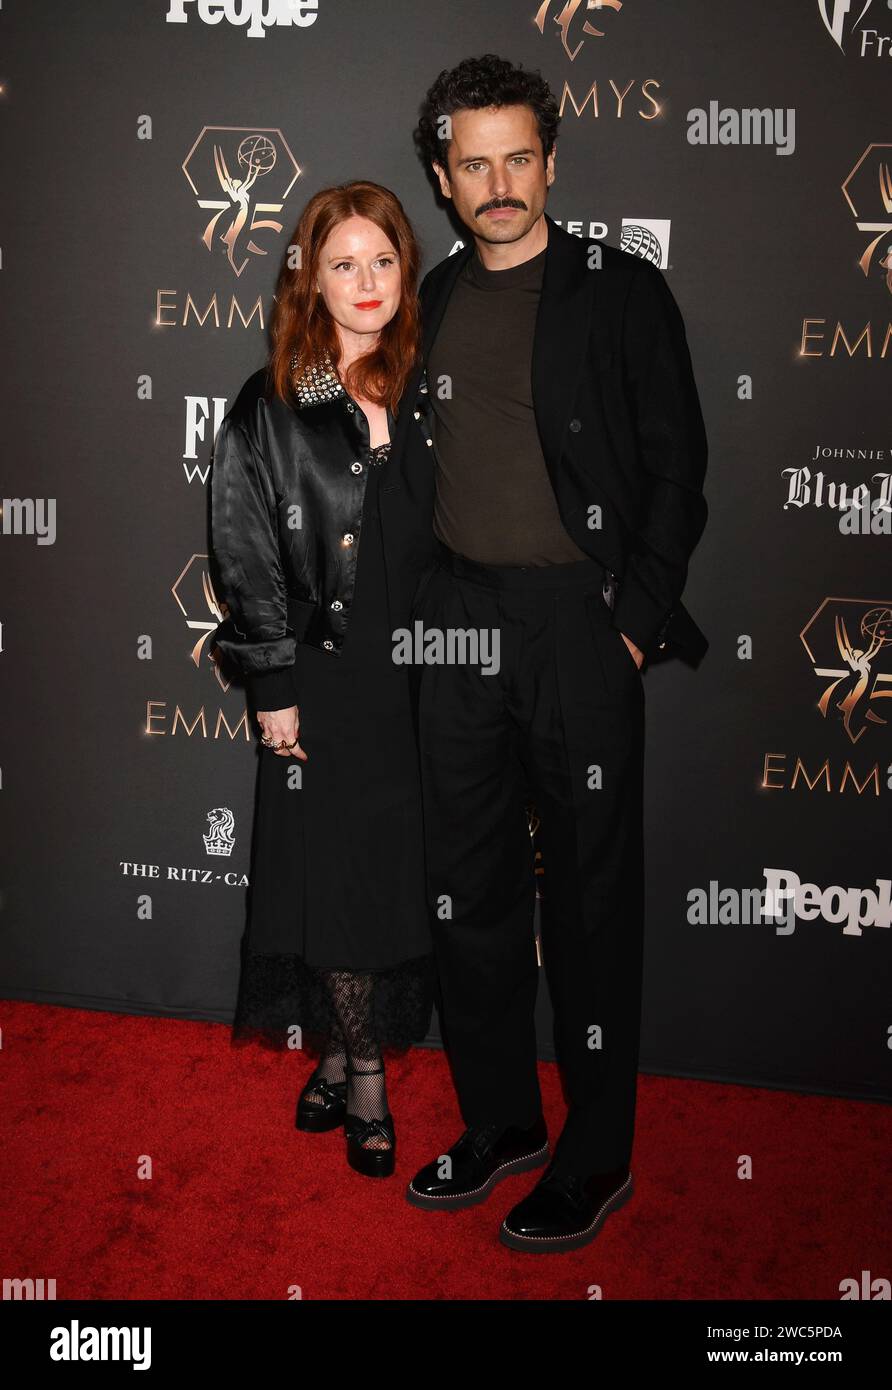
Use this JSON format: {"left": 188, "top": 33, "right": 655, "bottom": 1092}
{"left": 420, "top": 237, "right": 474, "bottom": 361}
{"left": 531, "top": 213, "right": 598, "bottom": 489}
{"left": 391, "top": 238, "right": 474, "bottom": 467}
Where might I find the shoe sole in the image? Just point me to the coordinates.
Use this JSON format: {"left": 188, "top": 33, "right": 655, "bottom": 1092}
{"left": 405, "top": 1143, "right": 550, "bottom": 1211}
{"left": 347, "top": 1146, "right": 396, "bottom": 1178}
{"left": 498, "top": 1171, "right": 634, "bottom": 1252}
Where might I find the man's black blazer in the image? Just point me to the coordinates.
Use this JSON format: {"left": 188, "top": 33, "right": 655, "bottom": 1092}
{"left": 392, "top": 212, "right": 709, "bottom": 665}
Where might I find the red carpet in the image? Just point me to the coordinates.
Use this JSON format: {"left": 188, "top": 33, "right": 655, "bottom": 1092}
{"left": 2, "top": 1001, "right": 889, "bottom": 1300}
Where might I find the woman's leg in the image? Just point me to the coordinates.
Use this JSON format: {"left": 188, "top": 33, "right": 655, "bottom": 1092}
{"left": 301, "top": 1002, "right": 347, "bottom": 1105}
{"left": 322, "top": 969, "right": 391, "bottom": 1149}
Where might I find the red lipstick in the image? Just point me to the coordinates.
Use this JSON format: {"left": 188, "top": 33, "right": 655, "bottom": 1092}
{"left": 354, "top": 300, "right": 383, "bottom": 310}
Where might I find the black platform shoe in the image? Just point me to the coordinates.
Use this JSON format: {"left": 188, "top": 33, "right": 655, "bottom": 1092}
{"left": 406, "top": 1116, "right": 549, "bottom": 1210}
{"left": 499, "top": 1162, "right": 634, "bottom": 1252}
{"left": 295, "top": 1071, "right": 347, "bottom": 1132}
{"left": 344, "top": 1062, "right": 396, "bottom": 1178}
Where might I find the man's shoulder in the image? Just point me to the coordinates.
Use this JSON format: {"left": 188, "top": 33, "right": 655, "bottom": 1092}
{"left": 597, "top": 239, "right": 641, "bottom": 280}
{"left": 550, "top": 219, "right": 669, "bottom": 283}
{"left": 560, "top": 229, "right": 657, "bottom": 301}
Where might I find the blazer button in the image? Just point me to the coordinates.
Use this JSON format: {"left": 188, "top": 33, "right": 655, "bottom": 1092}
{"left": 331, "top": 599, "right": 343, "bottom": 611}
{"left": 350, "top": 461, "right": 363, "bottom": 474}
{"left": 569, "top": 418, "right": 582, "bottom": 433}
{"left": 414, "top": 410, "right": 421, "bottom": 419}
{"left": 346, "top": 402, "right": 355, "bottom": 413}
{"left": 323, "top": 640, "right": 334, "bottom": 650}
{"left": 343, "top": 533, "right": 354, "bottom": 544}
{"left": 425, "top": 438, "right": 433, "bottom": 447}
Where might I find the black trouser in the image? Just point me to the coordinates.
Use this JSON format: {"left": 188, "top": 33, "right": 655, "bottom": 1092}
{"left": 414, "top": 546, "right": 646, "bottom": 1177}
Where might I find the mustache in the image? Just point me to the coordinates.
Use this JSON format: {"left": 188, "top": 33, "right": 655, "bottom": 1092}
{"left": 475, "top": 197, "right": 528, "bottom": 217}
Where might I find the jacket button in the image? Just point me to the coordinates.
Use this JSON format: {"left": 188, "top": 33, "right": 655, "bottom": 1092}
{"left": 569, "top": 418, "right": 582, "bottom": 433}
{"left": 331, "top": 599, "right": 343, "bottom": 611}
{"left": 658, "top": 640, "right": 667, "bottom": 650}
{"left": 323, "top": 640, "right": 334, "bottom": 650}
{"left": 343, "top": 533, "right": 354, "bottom": 544}
{"left": 351, "top": 461, "right": 363, "bottom": 474}
{"left": 414, "top": 410, "right": 421, "bottom": 419}
{"left": 425, "top": 438, "right": 433, "bottom": 447}
{"left": 346, "top": 403, "right": 355, "bottom": 413}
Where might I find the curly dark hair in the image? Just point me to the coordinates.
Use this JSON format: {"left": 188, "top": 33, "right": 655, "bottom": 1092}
{"left": 415, "top": 53, "right": 561, "bottom": 171}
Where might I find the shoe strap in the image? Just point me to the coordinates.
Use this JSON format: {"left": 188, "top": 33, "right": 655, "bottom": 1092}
{"left": 346, "top": 1114, "right": 394, "bottom": 1147}
{"left": 307, "top": 1076, "right": 347, "bottom": 1104}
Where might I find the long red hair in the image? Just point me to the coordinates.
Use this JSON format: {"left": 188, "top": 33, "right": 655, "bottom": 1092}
{"left": 267, "top": 181, "right": 421, "bottom": 415}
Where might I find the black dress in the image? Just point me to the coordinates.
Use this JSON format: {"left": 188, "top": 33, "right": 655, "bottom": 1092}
{"left": 231, "top": 441, "right": 436, "bottom": 1055}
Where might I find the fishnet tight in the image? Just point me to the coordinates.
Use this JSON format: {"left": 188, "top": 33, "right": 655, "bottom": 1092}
{"left": 303, "top": 970, "right": 390, "bottom": 1150}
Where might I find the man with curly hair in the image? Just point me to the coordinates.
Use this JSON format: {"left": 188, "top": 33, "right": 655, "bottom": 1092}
{"left": 400, "top": 54, "right": 709, "bottom": 1251}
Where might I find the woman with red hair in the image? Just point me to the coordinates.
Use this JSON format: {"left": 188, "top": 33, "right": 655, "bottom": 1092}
{"left": 210, "top": 182, "right": 438, "bottom": 1178}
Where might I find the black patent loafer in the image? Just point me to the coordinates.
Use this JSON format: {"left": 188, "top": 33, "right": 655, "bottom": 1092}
{"left": 406, "top": 1116, "right": 549, "bottom": 1210}
{"left": 500, "top": 1163, "right": 634, "bottom": 1252}
{"left": 295, "top": 1072, "right": 347, "bottom": 1132}
{"left": 345, "top": 1112, "right": 396, "bottom": 1178}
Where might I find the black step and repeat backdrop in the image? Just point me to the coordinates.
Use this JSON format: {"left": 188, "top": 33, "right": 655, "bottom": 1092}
{"left": 1, "top": 1, "right": 889, "bottom": 1102}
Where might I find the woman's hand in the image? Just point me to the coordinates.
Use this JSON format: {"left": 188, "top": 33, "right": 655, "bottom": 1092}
{"left": 256, "top": 705, "right": 308, "bottom": 761}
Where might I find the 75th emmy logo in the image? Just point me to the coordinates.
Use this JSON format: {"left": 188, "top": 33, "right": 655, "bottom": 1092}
{"left": 841, "top": 144, "right": 892, "bottom": 294}
{"left": 801, "top": 598, "right": 892, "bottom": 744}
{"left": 533, "top": 0, "right": 623, "bottom": 61}
{"left": 171, "top": 554, "right": 231, "bottom": 693}
{"left": 182, "top": 127, "right": 302, "bottom": 277}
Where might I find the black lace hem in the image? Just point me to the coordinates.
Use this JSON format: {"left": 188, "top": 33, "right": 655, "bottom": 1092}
{"left": 230, "top": 946, "right": 437, "bottom": 1056}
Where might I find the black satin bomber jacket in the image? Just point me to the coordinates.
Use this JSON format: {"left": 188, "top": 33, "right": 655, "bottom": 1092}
{"left": 209, "top": 364, "right": 437, "bottom": 711}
